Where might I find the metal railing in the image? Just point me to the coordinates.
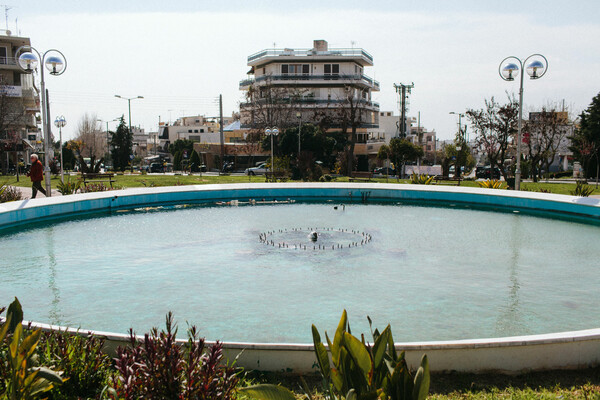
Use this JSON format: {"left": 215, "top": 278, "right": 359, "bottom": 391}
{"left": 240, "top": 74, "right": 379, "bottom": 89}
{"left": 240, "top": 99, "right": 379, "bottom": 109}
{"left": 0, "top": 56, "right": 17, "bottom": 66}
{"left": 248, "top": 48, "right": 374, "bottom": 63}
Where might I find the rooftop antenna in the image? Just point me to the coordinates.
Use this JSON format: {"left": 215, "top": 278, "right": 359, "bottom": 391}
{"left": 0, "top": 5, "right": 11, "bottom": 32}
{"left": 351, "top": 40, "right": 356, "bottom": 48}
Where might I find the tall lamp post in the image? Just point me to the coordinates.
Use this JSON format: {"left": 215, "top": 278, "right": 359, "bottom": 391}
{"left": 449, "top": 112, "right": 466, "bottom": 181}
{"left": 16, "top": 46, "right": 67, "bottom": 197}
{"left": 499, "top": 54, "right": 548, "bottom": 190}
{"left": 114, "top": 95, "right": 144, "bottom": 133}
{"left": 265, "top": 127, "right": 279, "bottom": 181}
{"left": 296, "top": 112, "right": 302, "bottom": 156}
{"left": 53, "top": 116, "right": 66, "bottom": 183}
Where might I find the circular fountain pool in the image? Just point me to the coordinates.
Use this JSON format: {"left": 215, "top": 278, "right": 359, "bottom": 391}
{"left": 1, "top": 185, "right": 599, "bottom": 345}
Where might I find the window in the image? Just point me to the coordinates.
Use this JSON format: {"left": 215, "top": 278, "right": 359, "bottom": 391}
{"left": 0, "top": 47, "right": 6, "bottom": 65}
{"left": 324, "top": 64, "right": 339, "bottom": 80}
{"left": 281, "top": 64, "right": 309, "bottom": 76}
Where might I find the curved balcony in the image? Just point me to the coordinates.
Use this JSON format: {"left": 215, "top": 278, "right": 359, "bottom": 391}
{"left": 240, "top": 98, "right": 380, "bottom": 111}
{"left": 247, "top": 48, "right": 374, "bottom": 66}
{"left": 239, "top": 74, "right": 380, "bottom": 91}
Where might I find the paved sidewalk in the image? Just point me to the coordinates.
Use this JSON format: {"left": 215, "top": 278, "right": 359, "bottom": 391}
{"left": 15, "top": 185, "right": 61, "bottom": 199}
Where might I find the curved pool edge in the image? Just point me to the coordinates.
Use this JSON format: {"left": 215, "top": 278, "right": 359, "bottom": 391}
{"left": 22, "top": 320, "right": 600, "bottom": 374}
{"left": 2, "top": 182, "right": 600, "bottom": 373}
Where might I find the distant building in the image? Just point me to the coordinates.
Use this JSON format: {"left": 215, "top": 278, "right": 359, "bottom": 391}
{"left": 239, "top": 39, "right": 380, "bottom": 136}
{"left": 0, "top": 32, "right": 40, "bottom": 171}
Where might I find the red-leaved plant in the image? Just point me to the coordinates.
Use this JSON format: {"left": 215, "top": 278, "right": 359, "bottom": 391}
{"left": 110, "top": 312, "right": 239, "bottom": 399}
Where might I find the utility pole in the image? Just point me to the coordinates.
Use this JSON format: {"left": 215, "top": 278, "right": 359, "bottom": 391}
{"left": 393, "top": 82, "right": 414, "bottom": 138}
{"left": 219, "top": 94, "right": 224, "bottom": 172}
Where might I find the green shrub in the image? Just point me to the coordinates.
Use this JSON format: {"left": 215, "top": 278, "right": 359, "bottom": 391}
{"left": 477, "top": 179, "right": 503, "bottom": 189}
{"left": 241, "top": 310, "right": 430, "bottom": 400}
{"left": 571, "top": 181, "right": 595, "bottom": 197}
{"left": 0, "top": 298, "right": 64, "bottom": 399}
{"left": 410, "top": 173, "right": 434, "bottom": 184}
{"left": 39, "top": 331, "right": 112, "bottom": 400}
{"left": 319, "top": 174, "right": 334, "bottom": 182}
{"left": 0, "top": 183, "right": 23, "bottom": 203}
{"left": 56, "top": 178, "right": 82, "bottom": 195}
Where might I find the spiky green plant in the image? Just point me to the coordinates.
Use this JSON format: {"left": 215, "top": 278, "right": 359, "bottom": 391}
{"left": 570, "top": 181, "right": 595, "bottom": 197}
{"left": 477, "top": 179, "right": 503, "bottom": 189}
{"left": 410, "top": 174, "right": 434, "bottom": 184}
{"left": 0, "top": 298, "right": 64, "bottom": 399}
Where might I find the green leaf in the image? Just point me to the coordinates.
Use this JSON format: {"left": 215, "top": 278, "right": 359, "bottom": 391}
{"left": 19, "top": 329, "right": 41, "bottom": 361}
{"left": 239, "top": 384, "right": 297, "bottom": 400}
{"left": 331, "top": 310, "right": 348, "bottom": 362}
{"left": 331, "top": 367, "right": 344, "bottom": 393}
{"left": 343, "top": 332, "right": 372, "bottom": 382}
{"left": 0, "top": 313, "right": 11, "bottom": 342}
{"left": 7, "top": 297, "right": 23, "bottom": 333}
{"left": 412, "top": 355, "right": 430, "bottom": 400}
{"left": 33, "top": 366, "right": 64, "bottom": 385}
{"left": 372, "top": 326, "right": 390, "bottom": 370}
{"left": 312, "top": 324, "right": 331, "bottom": 381}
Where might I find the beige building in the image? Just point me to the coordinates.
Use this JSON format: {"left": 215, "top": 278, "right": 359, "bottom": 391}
{"left": 239, "top": 39, "right": 380, "bottom": 135}
{"left": 0, "top": 33, "right": 40, "bottom": 172}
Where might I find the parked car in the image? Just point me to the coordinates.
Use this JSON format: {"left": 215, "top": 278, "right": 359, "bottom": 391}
{"left": 373, "top": 167, "right": 396, "bottom": 175}
{"left": 476, "top": 166, "right": 501, "bottom": 179}
{"left": 149, "top": 163, "right": 164, "bottom": 173}
{"left": 245, "top": 162, "right": 268, "bottom": 175}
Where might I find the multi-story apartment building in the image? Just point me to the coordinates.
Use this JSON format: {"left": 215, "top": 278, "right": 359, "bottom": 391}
{"left": 0, "top": 33, "right": 40, "bottom": 172}
{"left": 239, "top": 40, "right": 379, "bottom": 137}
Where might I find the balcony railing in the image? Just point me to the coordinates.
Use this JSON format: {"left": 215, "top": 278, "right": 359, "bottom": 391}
{"left": 248, "top": 48, "right": 374, "bottom": 63}
{"left": 240, "top": 99, "right": 379, "bottom": 109}
{"left": 240, "top": 74, "right": 380, "bottom": 89}
{"left": 0, "top": 56, "right": 17, "bottom": 66}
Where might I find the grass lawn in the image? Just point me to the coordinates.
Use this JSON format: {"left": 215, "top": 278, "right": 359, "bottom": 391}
{"left": 248, "top": 368, "right": 600, "bottom": 399}
{"left": 2, "top": 173, "right": 598, "bottom": 196}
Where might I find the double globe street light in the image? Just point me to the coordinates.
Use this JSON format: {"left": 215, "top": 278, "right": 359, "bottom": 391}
{"left": 53, "top": 116, "right": 66, "bottom": 183}
{"left": 265, "top": 127, "right": 279, "bottom": 181}
{"left": 499, "top": 54, "right": 548, "bottom": 190}
{"left": 17, "top": 46, "right": 67, "bottom": 197}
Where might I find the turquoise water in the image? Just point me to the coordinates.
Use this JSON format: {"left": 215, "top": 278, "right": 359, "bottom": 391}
{"left": 1, "top": 201, "right": 599, "bottom": 343}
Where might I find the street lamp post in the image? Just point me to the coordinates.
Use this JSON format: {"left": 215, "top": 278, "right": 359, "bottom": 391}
{"left": 265, "top": 127, "right": 279, "bottom": 182}
{"left": 449, "top": 112, "right": 466, "bottom": 181}
{"left": 296, "top": 112, "right": 302, "bottom": 156}
{"left": 16, "top": 46, "right": 67, "bottom": 197}
{"left": 115, "top": 95, "right": 143, "bottom": 172}
{"left": 103, "top": 118, "right": 120, "bottom": 167}
{"left": 499, "top": 54, "right": 548, "bottom": 190}
{"left": 53, "top": 116, "right": 66, "bottom": 183}
{"left": 115, "top": 95, "right": 144, "bottom": 133}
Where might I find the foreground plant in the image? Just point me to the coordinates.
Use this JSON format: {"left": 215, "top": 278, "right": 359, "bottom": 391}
{"left": 571, "top": 180, "right": 595, "bottom": 197}
{"left": 39, "top": 330, "right": 112, "bottom": 400}
{"left": 410, "top": 174, "right": 434, "bottom": 185}
{"left": 0, "top": 183, "right": 23, "bottom": 203}
{"left": 477, "top": 179, "right": 503, "bottom": 189}
{"left": 56, "top": 178, "right": 82, "bottom": 195}
{"left": 0, "top": 298, "right": 64, "bottom": 399}
{"left": 241, "top": 310, "right": 430, "bottom": 400}
{"left": 110, "top": 312, "right": 240, "bottom": 399}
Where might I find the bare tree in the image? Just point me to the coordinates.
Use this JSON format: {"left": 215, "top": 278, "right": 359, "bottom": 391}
{"left": 523, "top": 106, "right": 571, "bottom": 181}
{"left": 466, "top": 95, "right": 519, "bottom": 180}
{"left": 333, "top": 86, "right": 371, "bottom": 176}
{"left": 0, "top": 86, "right": 29, "bottom": 174}
{"left": 75, "top": 113, "right": 105, "bottom": 159}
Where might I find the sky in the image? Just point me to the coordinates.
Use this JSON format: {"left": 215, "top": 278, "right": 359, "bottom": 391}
{"left": 10, "top": 0, "right": 600, "bottom": 142}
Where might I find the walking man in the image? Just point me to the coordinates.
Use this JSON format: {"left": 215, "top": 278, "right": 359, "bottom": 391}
{"left": 27, "top": 154, "right": 47, "bottom": 198}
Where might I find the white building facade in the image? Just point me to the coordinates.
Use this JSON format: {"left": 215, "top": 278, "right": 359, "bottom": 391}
{"left": 239, "top": 40, "right": 380, "bottom": 133}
